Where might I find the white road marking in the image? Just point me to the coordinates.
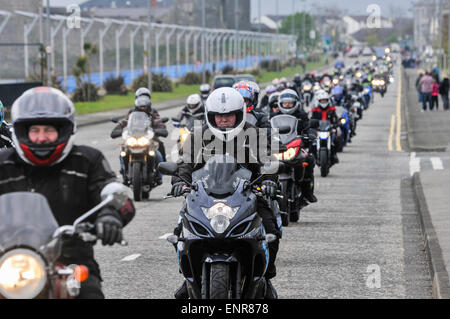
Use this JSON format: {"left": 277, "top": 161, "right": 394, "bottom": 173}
{"left": 91, "top": 140, "right": 99, "bottom": 145}
{"left": 159, "top": 233, "right": 173, "bottom": 240}
{"left": 410, "top": 152, "right": 421, "bottom": 176}
{"left": 430, "top": 157, "right": 444, "bottom": 170}
{"left": 121, "top": 254, "right": 141, "bottom": 262}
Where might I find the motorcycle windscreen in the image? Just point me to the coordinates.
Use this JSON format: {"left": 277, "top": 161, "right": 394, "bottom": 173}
{"left": 127, "top": 111, "right": 151, "bottom": 137}
{"left": 319, "top": 120, "right": 331, "bottom": 131}
{"left": 270, "top": 115, "right": 298, "bottom": 145}
{"left": 192, "top": 155, "right": 252, "bottom": 196}
{"left": 0, "top": 192, "right": 59, "bottom": 253}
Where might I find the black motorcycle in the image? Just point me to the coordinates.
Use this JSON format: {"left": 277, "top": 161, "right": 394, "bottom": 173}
{"left": 172, "top": 112, "right": 204, "bottom": 151}
{"left": 270, "top": 115, "right": 311, "bottom": 226}
{"left": 0, "top": 183, "right": 130, "bottom": 299}
{"left": 159, "top": 155, "right": 279, "bottom": 299}
{"left": 313, "top": 120, "right": 334, "bottom": 177}
{"left": 112, "top": 112, "right": 167, "bottom": 201}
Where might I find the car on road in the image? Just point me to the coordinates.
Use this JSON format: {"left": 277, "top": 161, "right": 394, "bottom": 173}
{"left": 234, "top": 74, "right": 257, "bottom": 84}
{"left": 211, "top": 75, "right": 236, "bottom": 91}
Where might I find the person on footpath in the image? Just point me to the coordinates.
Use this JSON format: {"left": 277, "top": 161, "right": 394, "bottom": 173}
{"left": 431, "top": 78, "right": 440, "bottom": 111}
{"left": 439, "top": 74, "right": 449, "bottom": 111}
{"left": 419, "top": 71, "right": 434, "bottom": 112}
{"left": 415, "top": 70, "right": 424, "bottom": 103}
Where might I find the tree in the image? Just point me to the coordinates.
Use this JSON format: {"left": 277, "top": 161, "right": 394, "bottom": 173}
{"left": 72, "top": 42, "right": 98, "bottom": 102}
{"left": 279, "top": 12, "right": 319, "bottom": 53}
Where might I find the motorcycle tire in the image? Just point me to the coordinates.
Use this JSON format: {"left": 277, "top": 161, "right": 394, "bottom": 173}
{"left": 279, "top": 181, "right": 290, "bottom": 227}
{"left": 132, "top": 162, "right": 142, "bottom": 201}
{"left": 290, "top": 183, "right": 300, "bottom": 222}
{"left": 335, "top": 136, "right": 344, "bottom": 153}
{"left": 320, "top": 149, "right": 329, "bottom": 177}
{"left": 142, "top": 190, "right": 150, "bottom": 200}
{"left": 209, "top": 263, "right": 231, "bottom": 299}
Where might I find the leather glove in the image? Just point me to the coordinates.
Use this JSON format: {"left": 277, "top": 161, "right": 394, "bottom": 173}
{"left": 95, "top": 210, "right": 123, "bottom": 246}
{"left": 261, "top": 180, "right": 277, "bottom": 199}
{"left": 172, "top": 182, "right": 188, "bottom": 197}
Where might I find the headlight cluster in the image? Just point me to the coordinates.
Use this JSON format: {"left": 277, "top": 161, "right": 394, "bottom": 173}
{"left": 319, "top": 132, "right": 330, "bottom": 139}
{"left": 126, "top": 136, "right": 150, "bottom": 147}
{"left": 303, "top": 85, "right": 311, "bottom": 91}
{"left": 332, "top": 79, "right": 339, "bottom": 85}
{"left": 0, "top": 249, "right": 47, "bottom": 299}
{"left": 372, "top": 79, "right": 385, "bottom": 86}
{"left": 274, "top": 147, "right": 299, "bottom": 161}
{"left": 179, "top": 128, "right": 190, "bottom": 148}
{"left": 201, "top": 203, "right": 239, "bottom": 234}
{"left": 340, "top": 118, "right": 347, "bottom": 125}
{"left": 363, "top": 88, "right": 370, "bottom": 94}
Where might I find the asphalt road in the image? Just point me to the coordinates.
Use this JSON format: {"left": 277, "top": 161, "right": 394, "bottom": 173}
{"left": 75, "top": 61, "right": 432, "bottom": 299}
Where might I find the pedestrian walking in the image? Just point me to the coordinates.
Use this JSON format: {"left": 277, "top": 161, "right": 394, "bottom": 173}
{"left": 415, "top": 70, "right": 424, "bottom": 103}
{"left": 440, "top": 74, "right": 450, "bottom": 111}
{"left": 431, "top": 79, "right": 439, "bottom": 110}
{"left": 419, "top": 71, "right": 434, "bottom": 112}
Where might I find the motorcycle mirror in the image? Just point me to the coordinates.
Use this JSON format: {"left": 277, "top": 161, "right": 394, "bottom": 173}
{"left": 166, "top": 235, "right": 179, "bottom": 244}
{"left": 161, "top": 117, "right": 169, "bottom": 123}
{"left": 309, "top": 119, "right": 320, "bottom": 129}
{"left": 158, "top": 162, "right": 178, "bottom": 176}
{"left": 172, "top": 117, "right": 180, "bottom": 122}
{"left": 100, "top": 182, "right": 133, "bottom": 210}
{"left": 111, "top": 117, "right": 121, "bottom": 123}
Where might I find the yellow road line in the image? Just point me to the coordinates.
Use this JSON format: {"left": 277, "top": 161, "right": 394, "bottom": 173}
{"left": 388, "top": 114, "right": 395, "bottom": 151}
{"left": 395, "top": 66, "right": 402, "bottom": 152}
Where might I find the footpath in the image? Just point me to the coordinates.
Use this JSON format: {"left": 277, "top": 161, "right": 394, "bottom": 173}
{"left": 404, "top": 67, "right": 450, "bottom": 298}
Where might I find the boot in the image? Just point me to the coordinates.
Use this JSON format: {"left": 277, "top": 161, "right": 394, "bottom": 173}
{"left": 174, "top": 280, "right": 189, "bottom": 299}
{"left": 265, "top": 279, "right": 278, "bottom": 299}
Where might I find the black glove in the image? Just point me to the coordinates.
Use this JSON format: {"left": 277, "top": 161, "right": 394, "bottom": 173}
{"left": 95, "top": 209, "right": 123, "bottom": 246}
{"left": 172, "top": 182, "right": 188, "bottom": 197}
{"left": 261, "top": 180, "right": 277, "bottom": 199}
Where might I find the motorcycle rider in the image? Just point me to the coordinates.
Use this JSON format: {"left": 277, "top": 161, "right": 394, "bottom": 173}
{"left": 111, "top": 95, "right": 168, "bottom": 186}
{"left": 259, "top": 85, "right": 277, "bottom": 110}
{"left": 199, "top": 83, "right": 211, "bottom": 103}
{"left": 235, "top": 83, "right": 270, "bottom": 129}
{"left": 277, "top": 89, "right": 317, "bottom": 203}
{"left": 0, "top": 100, "right": 13, "bottom": 148}
{"left": 310, "top": 90, "right": 339, "bottom": 164}
{"left": 171, "top": 87, "right": 281, "bottom": 299}
{"left": 331, "top": 86, "right": 345, "bottom": 107}
{"left": 173, "top": 94, "right": 205, "bottom": 123}
{"left": 0, "top": 87, "right": 136, "bottom": 298}
{"left": 293, "top": 74, "right": 302, "bottom": 93}
{"left": 268, "top": 92, "right": 282, "bottom": 118}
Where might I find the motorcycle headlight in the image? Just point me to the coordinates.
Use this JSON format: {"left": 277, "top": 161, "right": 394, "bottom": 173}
{"left": 201, "top": 203, "right": 239, "bottom": 220}
{"left": 340, "top": 118, "right": 347, "bottom": 124}
{"left": 303, "top": 85, "right": 311, "bottom": 91}
{"left": 126, "top": 137, "right": 137, "bottom": 147}
{"left": 332, "top": 79, "right": 339, "bottom": 85}
{"left": 363, "top": 88, "right": 370, "bottom": 94}
{"left": 379, "top": 80, "right": 385, "bottom": 85}
{"left": 274, "top": 147, "right": 299, "bottom": 161}
{"left": 210, "top": 215, "right": 230, "bottom": 234}
{"left": 319, "top": 132, "right": 330, "bottom": 139}
{"left": 137, "top": 137, "right": 150, "bottom": 147}
{"left": 0, "top": 249, "right": 47, "bottom": 299}
{"left": 179, "top": 128, "right": 190, "bottom": 148}
{"left": 355, "top": 72, "right": 362, "bottom": 78}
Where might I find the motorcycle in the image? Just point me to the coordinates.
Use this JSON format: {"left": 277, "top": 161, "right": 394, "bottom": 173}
{"left": 335, "top": 106, "right": 351, "bottom": 151}
{"left": 270, "top": 115, "right": 311, "bottom": 226}
{"left": 159, "top": 155, "right": 279, "bottom": 299}
{"left": 0, "top": 183, "right": 131, "bottom": 299}
{"left": 172, "top": 112, "right": 204, "bottom": 151}
{"left": 113, "top": 112, "right": 167, "bottom": 201}
{"left": 371, "top": 77, "right": 386, "bottom": 97}
{"left": 301, "top": 81, "right": 313, "bottom": 108}
{"left": 313, "top": 120, "right": 334, "bottom": 177}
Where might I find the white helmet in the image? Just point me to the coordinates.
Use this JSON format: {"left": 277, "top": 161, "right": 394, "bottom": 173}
{"left": 135, "top": 87, "right": 152, "bottom": 99}
{"left": 199, "top": 83, "right": 211, "bottom": 100}
{"left": 247, "top": 81, "right": 260, "bottom": 106}
{"left": 205, "top": 87, "right": 246, "bottom": 142}
{"left": 316, "top": 89, "right": 330, "bottom": 109}
{"left": 278, "top": 89, "right": 300, "bottom": 115}
{"left": 186, "top": 93, "right": 202, "bottom": 113}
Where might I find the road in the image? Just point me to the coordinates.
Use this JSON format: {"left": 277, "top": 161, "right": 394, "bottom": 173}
{"left": 75, "top": 62, "right": 432, "bottom": 299}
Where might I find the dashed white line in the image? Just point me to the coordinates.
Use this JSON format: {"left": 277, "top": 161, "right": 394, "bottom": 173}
{"left": 410, "top": 152, "right": 421, "bottom": 176}
{"left": 430, "top": 157, "right": 444, "bottom": 170}
{"left": 121, "top": 254, "right": 141, "bottom": 262}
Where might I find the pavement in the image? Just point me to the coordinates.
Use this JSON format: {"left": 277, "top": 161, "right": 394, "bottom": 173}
{"left": 75, "top": 59, "right": 432, "bottom": 298}
{"left": 404, "top": 67, "right": 450, "bottom": 298}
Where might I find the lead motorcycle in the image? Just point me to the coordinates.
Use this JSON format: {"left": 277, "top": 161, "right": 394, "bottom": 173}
{"left": 112, "top": 112, "right": 167, "bottom": 201}
{"left": 159, "top": 155, "right": 279, "bottom": 299}
{"left": 0, "top": 183, "right": 131, "bottom": 299}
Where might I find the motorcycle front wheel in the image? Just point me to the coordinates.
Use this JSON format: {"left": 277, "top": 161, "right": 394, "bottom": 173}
{"left": 320, "top": 149, "right": 329, "bottom": 177}
{"left": 132, "top": 162, "right": 142, "bottom": 201}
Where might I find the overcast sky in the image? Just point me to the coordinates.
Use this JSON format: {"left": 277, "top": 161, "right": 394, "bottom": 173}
{"left": 47, "top": 0, "right": 415, "bottom": 18}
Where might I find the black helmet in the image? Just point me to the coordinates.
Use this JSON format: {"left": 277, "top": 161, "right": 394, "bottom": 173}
{"left": 135, "top": 87, "right": 152, "bottom": 100}
{"left": 134, "top": 95, "right": 152, "bottom": 113}
{"left": 11, "top": 87, "right": 76, "bottom": 166}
